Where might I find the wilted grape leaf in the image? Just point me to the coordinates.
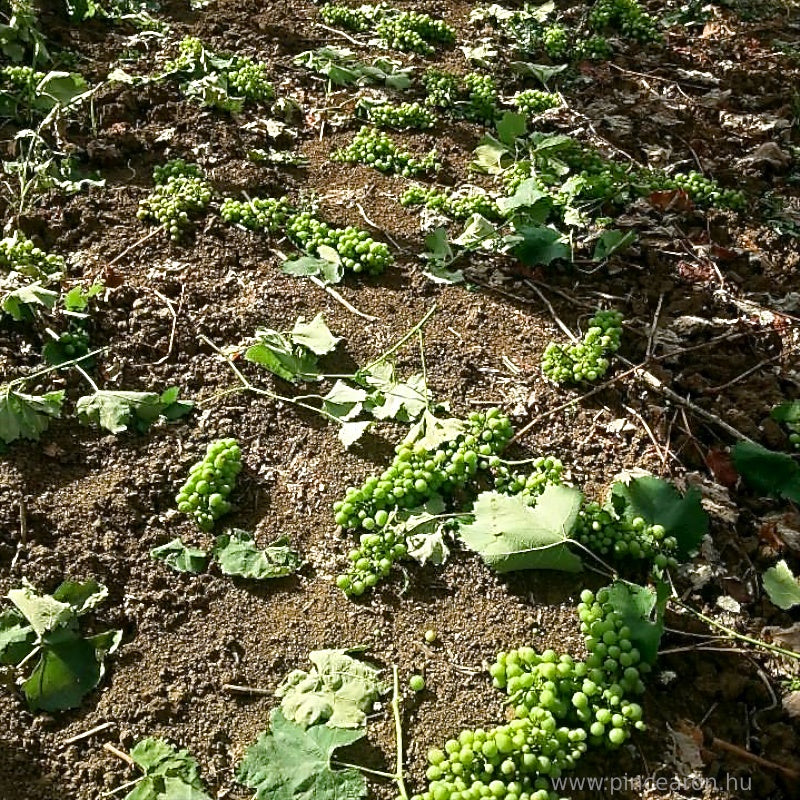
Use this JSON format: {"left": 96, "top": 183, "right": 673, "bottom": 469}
{"left": 151, "top": 538, "right": 209, "bottom": 574}
{"left": 281, "top": 255, "right": 343, "bottom": 285}
{"left": 213, "top": 531, "right": 301, "bottom": 580}
{"left": 593, "top": 229, "right": 637, "bottom": 261}
{"left": 76, "top": 390, "right": 163, "bottom": 434}
{"left": 496, "top": 179, "right": 551, "bottom": 220}
{"left": 404, "top": 511, "right": 451, "bottom": 566}
{"left": 610, "top": 475, "right": 709, "bottom": 558}
{"left": 732, "top": 441, "right": 800, "bottom": 503}
{"left": 1, "top": 283, "right": 58, "bottom": 320}
{"left": 7, "top": 583, "right": 73, "bottom": 637}
{"left": 237, "top": 709, "right": 367, "bottom": 800}
{"left": 245, "top": 329, "right": 322, "bottom": 382}
{"left": 458, "top": 486, "right": 583, "bottom": 573}
{"left": 276, "top": 649, "right": 386, "bottom": 729}
{"left": 290, "top": 314, "right": 340, "bottom": 356}
{"left": 606, "top": 580, "right": 669, "bottom": 665}
{"left": 763, "top": 560, "right": 800, "bottom": 610}
{"left": 323, "top": 381, "right": 367, "bottom": 421}
{"left": 338, "top": 420, "right": 372, "bottom": 449}
{"left": 404, "top": 411, "right": 465, "bottom": 450}
{"left": 0, "top": 386, "right": 64, "bottom": 444}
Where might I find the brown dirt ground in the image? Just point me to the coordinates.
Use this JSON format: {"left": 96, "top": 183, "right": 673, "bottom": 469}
{"left": 1, "top": 0, "right": 800, "bottom": 798}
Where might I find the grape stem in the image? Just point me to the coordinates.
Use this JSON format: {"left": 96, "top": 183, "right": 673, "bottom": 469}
{"left": 5, "top": 347, "right": 107, "bottom": 387}
{"left": 364, "top": 303, "right": 437, "bottom": 372}
{"left": 671, "top": 599, "right": 800, "bottom": 661}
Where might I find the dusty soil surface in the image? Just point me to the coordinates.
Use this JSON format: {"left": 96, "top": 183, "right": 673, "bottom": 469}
{"left": 1, "top": 0, "right": 800, "bottom": 798}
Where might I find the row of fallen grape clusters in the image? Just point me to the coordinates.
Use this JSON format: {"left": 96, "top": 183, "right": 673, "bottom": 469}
{"left": 137, "top": 160, "right": 392, "bottom": 274}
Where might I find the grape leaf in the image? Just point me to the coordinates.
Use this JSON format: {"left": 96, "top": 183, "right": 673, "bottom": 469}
{"left": 213, "top": 531, "right": 301, "bottom": 580}
{"left": 151, "top": 538, "right": 209, "bottom": 574}
{"left": 405, "top": 511, "right": 451, "bottom": 566}
{"left": 245, "top": 329, "right": 322, "bottom": 382}
{"left": 7, "top": 583, "right": 73, "bottom": 636}
{"left": 276, "top": 649, "right": 386, "bottom": 729}
{"left": 338, "top": 420, "right": 372, "bottom": 449}
{"left": 404, "top": 411, "right": 465, "bottom": 450}
{"left": 52, "top": 579, "right": 108, "bottom": 615}
{"left": 62, "top": 282, "right": 104, "bottom": 312}
{"left": 509, "top": 225, "right": 570, "bottom": 266}
{"left": 322, "top": 381, "right": 367, "bottom": 421}
{"left": 496, "top": 179, "right": 552, "bottom": 220}
{"left": 124, "top": 738, "right": 212, "bottom": 800}
{"left": 237, "top": 709, "right": 367, "bottom": 800}
{"left": 0, "top": 608, "right": 35, "bottom": 666}
{"left": 281, "top": 255, "right": 344, "bottom": 284}
{"left": 76, "top": 390, "right": 162, "bottom": 434}
{"left": 290, "top": 314, "right": 340, "bottom": 356}
{"left": 606, "top": 581, "right": 669, "bottom": 665}
{"left": 772, "top": 400, "right": 800, "bottom": 425}
{"left": 458, "top": 486, "right": 583, "bottom": 573}
{"left": 495, "top": 111, "right": 527, "bottom": 147}
{"left": 610, "top": 475, "right": 709, "bottom": 558}
{"left": 763, "top": 560, "right": 800, "bottom": 610}
{"left": 0, "top": 386, "right": 64, "bottom": 444}
{"left": 593, "top": 229, "right": 637, "bottom": 261}
{"left": 732, "top": 441, "right": 800, "bottom": 502}
{"left": 1, "top": 282, "right": 59, "bottom": 320}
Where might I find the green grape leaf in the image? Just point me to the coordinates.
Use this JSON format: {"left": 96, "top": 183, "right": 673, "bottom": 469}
{"left": 0, "top": 387, "right": 64, "bottom": 444}
{"left": 496, "top": 179, "right": 552, "bottom": 220}
{"left": 237, "top": 709, "right": 366, "bottom": 800}
{"left": 0, "top": 608, "right": 35, "bottom": 666}
{"left": 453, "top": 214, "right": 499, "bottom": 248}
{"left": 7, "top": 583, "right": 74, "bottom": 637}
{"left": 159, "top": 387, "right": 194, "bottom": 422}
{"left": 151, "top": 538, "right": 209, "bottom": 574}
{"left": 62, "top": 282, "right": 104, "bottom": 312}
{"left": 423, "top": 228, "right": 455, "bottom": 266}
{"left": 290, "top": 314, "right": 340, "bottom": 356}
{"left": 1, "top": 283, "right": 59, "bottom": 320}
{"left": 124, "top": 738, "right": 212, "bottom": 800}
{"left": 281, "top": 255, "right": 344, "bottom": 285}
{"left": 606, "top": 581, "right": 669, "bottom": 665}
{"left": 213, "top": 531, "right": 301, "bottom": 580}
{"left": 610, "top": 475, "right": 708, "bottom": 558}
{"left": 369, "top": 373, "right": 429, "bottom": 421}
{"left": 458, "top": 487, "right": 583, "bottom": 573}
{"left": 472, "top": 134, "right": 511, "bottom": 174}
{"left": 322, "top": 381, "right": 367, "bottom": 421}
{"left": 52, "top": 579, "right": 108, "bottom": 616}
{"left": 732, "top": 441, "right": 800, "bottom": 502}
{"left": 22, "top": 624, "right": 120, "bottom": 712}
{"left": 772, "top": 400, "right": 800, "bottom": 425}
{"left": 509, "top": 225, "right": 570, "bottom": 266}
{"left": 338, "top": 420, "right": 372, "bottom": 449}
{"left": 509, "top": 62, "right": 567, "bottom": 86}
{"left": 76, "top": 390, "right": 164, "bottom": 434}
{"left": 403, "top": 411, "right": 465, "bottom": 450}
{"left": 245, "top": 330, "right": 322, "bottom": 383}
{"left": 762, "top": 560, "right": 800, "bottom": 610}
{"left": 276, "top": 650, "right": 385, "bottom": 729}
{"left": 36, "top": 71, "right": 88, "bottom": 109}
{"left": 593, "top": 229, "right": 637, "bottom": 261}
{"left": 404, "top": 512, "right": 451, "bottom": 566}
{"left": 495, "top": 111, "right": 527, "bottom": 147}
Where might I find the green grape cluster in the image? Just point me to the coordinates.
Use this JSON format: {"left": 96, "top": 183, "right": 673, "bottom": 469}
{"left": 0, "top": 232, "right": 65, "bottom": 278}
{"left": 463, "top": 72, "right": 499, "bottom": 123}
{"left": 227, "top": 57, "right": 275, "bottom": 102}
{"left": 541, "top": 310, "right": 623, "bottom": 385}
{"left": 164, "top": 35, "right": 205, "bottom": 72}
{"left": 513, "top": 90, "right": 561, "bottom": 116}
{"left": 492, "top": 456, "right": 565, "bottom": 501}
{"left": 375, "top": 10, "right": 456, "bottom": 54}
{"left": 0, "top": 64, "right": 42, "bottom": 109}
{"left": 400, "top": 185, "right": 502, "bottom": 221}
{"left": 542, "top": 24, "right": 570, "bottom": 60}
{"left": 358, "top": 100, "right": 436, "bottom": 130}
{"left": 787, "top": 424, "right": 800, "bottom": 451}
{"left": 220, "top": 196, "right": 292, "bottom": 232}
{"left": 574, "top": 503, "right": 678, "bottom": 568}
{"left": 334, "top": 409, "right": 513, "bottom": 531}
{"left": 588, "top": 0, "right": 661, "bottom": 43}
{"left": 412, "top": 586, "right": 649, "bottom": 800}
{"left": 43, "top": 324, "right": 90, "bottom": 365}
{"left": 642, "top": 170, "right": 746, "bottom": 210}
{"left": 336, "top": 522, "right": 408, "bottom": 596}
{"left": 175, "top": 438, "right": 242, "bottom": 531}
{"left": 332, "top": 127, "right": 439, "bottom": 176}
{"left": 285, "top": 211, "right": 392, "bottom": 274}
{"left": 422, "top": 68, "right": 461, "bottom": 109}
{"left": 572, "top": 34, "right": 612, "bottom": 61}
{"left": 137, "top": 160, "right": 212, "bottom": 241}
{"left": 319, "top": 3, "right": 371, "bottom": 31}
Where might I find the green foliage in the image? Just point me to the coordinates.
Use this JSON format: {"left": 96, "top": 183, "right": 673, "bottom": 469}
{"left": 244, "top": 313, "right": 340, "bottom": 382}
{"left": 175, "top": 438, "right": 243, "bottom": 531}
{"left": 0, "top": 0, "right": 49, "bottom": 65}
{"left": 236, "top": 709, "right": 367, "bottom": 800}
{"left": 76, "top": 387, "right": 192, "bottom": 434}
{"left": 762, "top": 560, "right": 800, "bottom": 610}
{"left": 588, "top": 0, "right": 661, "bottom": 43}
{"left": 150, "top": 538, "right": 209, "bottom": 574}
{"left": 122, "top": 738, "right": 212, "bottom": 800}
{"left": 541, "top": 310, "right": 623, "bottom": 384}
{"left": 294, "top": 46, "right": 412, "bottom": 90}
{"left": 0, "top": 579, "right": 121, "bottom": 711}
{"left": 213, "top": 531, "right": 301, "bottom": 579}
{"left": 604, "top": 581, "right": 668, "bottom": 664}
{"left": 276, "top": 649, "right": 385, "bottom": 728}
{"left": 332, "top": 126, "right": 439, "bottom": 177}
{"left": 771, "top": 400, "right": 800, "bottom": 450}
{"left": 0, "top": 66, "right": 87, "bottom": 121}
{"left": 732, "top": 441, "right": 800, "bottom": 503}
{"left": 0, "top": 386, "right": 64, "bottom": 444}
{"left": 137, "top": 160, "right": 212, "bottom": 241}
{"left": 458, "top": 486, "right": 584, "bottom": 573}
